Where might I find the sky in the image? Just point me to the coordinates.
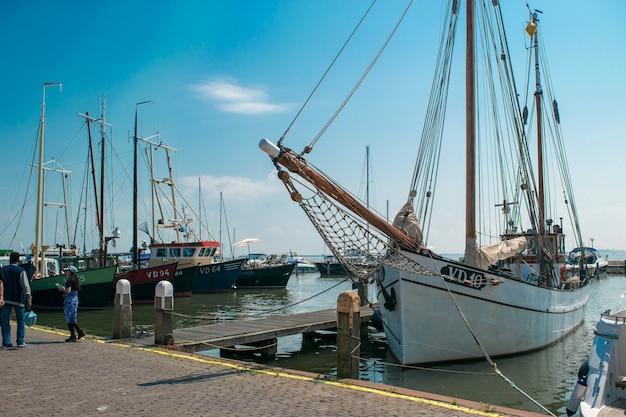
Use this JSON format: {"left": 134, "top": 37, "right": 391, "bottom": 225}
{"left": 0, "top": 0, "right": 625, "bottom": 259}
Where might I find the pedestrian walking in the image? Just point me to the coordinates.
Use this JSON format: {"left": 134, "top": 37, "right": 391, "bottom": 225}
{"left": 1, "top": 251, "right": 32, "bottom": 347}
{"left": 57, "top": 265, "right": 86, "bottom": 342}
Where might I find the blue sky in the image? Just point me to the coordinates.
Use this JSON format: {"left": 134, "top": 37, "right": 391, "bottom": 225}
{"left": 1, "top": 1, "right": 625, "bottom": 259}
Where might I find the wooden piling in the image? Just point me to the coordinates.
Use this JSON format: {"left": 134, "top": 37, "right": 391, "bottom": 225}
{"left": 337, "top": 290, "right": 360, "bottom": 379}
{"left": 357, "top": 279, "right": 368, "bottom": 307}
{"left": 112, "top": 279, "right": 132, "bottom": 339}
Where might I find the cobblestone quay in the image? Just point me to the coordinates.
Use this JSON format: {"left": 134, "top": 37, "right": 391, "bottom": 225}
{"left": 1, "top": 325, "right": 548, "bottom": 417}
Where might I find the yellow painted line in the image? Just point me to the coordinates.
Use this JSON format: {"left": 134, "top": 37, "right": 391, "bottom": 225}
{"left": 31, "top": 326, "right": 507, "bottom": 416}
{"left": 121, "top": 344, "right": 509, "bottom": 416}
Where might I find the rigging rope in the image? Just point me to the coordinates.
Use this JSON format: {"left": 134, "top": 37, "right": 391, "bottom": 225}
{"left": 304, "top": 0, "right": 415, "bottom": 153}
{"left": 278, "top": 0, "right": 378, "bottom": 148}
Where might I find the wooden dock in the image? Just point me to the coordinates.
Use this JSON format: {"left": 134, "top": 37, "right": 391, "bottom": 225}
{"left": 608, "top": 260, "right": 626, "bottom": 275}
{"left": 172, "top": 306, "right": 375, "bottom": 356}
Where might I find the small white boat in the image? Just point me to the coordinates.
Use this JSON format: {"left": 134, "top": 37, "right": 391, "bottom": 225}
{"left": 288, "top": 257, "right": 318, "bottom": 273}
{"left": 565, "top": 247, "right": 609, "bottom": 279}
{"left": 566, "top": 295, "right": 626, "bottom": 416}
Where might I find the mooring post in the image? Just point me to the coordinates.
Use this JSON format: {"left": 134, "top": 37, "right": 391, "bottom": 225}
{"left": 154, "top": 280, "right": 174, "bottom": 346}
{"left": 112, "top": 279, "right": 132, "bottom": 339}
{"left": 357, "top": 278, "right": 368, "bottom": 307}
{"left": 337, "top": 290, "right": 360, "bottom": 379}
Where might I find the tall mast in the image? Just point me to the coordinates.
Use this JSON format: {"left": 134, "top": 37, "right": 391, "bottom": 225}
{"left": 465, "top": 0, "right": 477, "bottom": 266}
{"left": 146, "top": 142, "right": 156, "bottom": 241}
{"left": 34, "top": 82, "right": 61, "bottom": 278}
{"left": 198, "top": 178, "right": 202, "bottom": 240}
{"left": 85, "top": 114, "right": 102, "bottom": 258}
{"left": 165, "top": 147, "right": 181, "bottom": 242}
{"left": 365, "top": 145, "right": 370, "bottom": 254}
{"left": 133, "top": 101, "right": 151, "bottom": 269}
{"left": 80, "top": 103, "right": 112, "bottom": 267}
{"left": 99, "top": 100, "right": 107, "bottom": 265}
{"left": 219, "top": 191, "right": 223, "bottom": 256}
{"left": 530, "top": 12, "right": 545, "bottom": 231}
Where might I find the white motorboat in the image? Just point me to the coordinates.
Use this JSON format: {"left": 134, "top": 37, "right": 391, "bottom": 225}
{"left": 566, "top": 297, "right": 626, "bottom": 416}
{"left": 566, "top": 247, "right": 609, "bottom": 279}
{"left": 288, "top": 256, "right": 318, "bottom": 273}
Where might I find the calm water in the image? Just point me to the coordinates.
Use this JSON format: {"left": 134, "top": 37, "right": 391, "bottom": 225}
{"left": 33, "top": 270, "right": 626, "bottom": 416}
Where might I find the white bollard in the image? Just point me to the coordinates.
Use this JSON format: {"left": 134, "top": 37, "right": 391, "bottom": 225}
{"left": 112, "top": 279, "right": 132, "bottom": 339}
{"left": 154, "top": 281, "right": 174, "bottom": 345}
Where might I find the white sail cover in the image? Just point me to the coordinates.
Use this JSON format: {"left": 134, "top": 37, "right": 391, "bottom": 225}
{"left": 392, "top": 196, "right": 423, "bottom": 245}
{"left": 475, "top": 236, "right": 530, "bottom": 269}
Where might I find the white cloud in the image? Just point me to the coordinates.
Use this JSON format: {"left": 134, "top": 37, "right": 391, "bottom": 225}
{"left": 178, "top": 171, "right": 283, "bottom": 202}
{"left": 191, "top": 79, "right": 290, "bottom": 115}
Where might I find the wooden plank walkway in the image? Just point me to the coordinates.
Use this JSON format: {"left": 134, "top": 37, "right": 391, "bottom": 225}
{"left": 172, "top": 306, "right": 375, "bottom": 353}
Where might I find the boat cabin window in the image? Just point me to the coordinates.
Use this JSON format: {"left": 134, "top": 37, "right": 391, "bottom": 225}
{"left": 183, "top": 248, "right": 196, "bottom": 257}
{"left": 46, "top": 261, "right": 57, "bottom": 277}
{"left": 169, "top": 248, "right": 181, "bottom": 257}
{"left": 199, "top": 248, "right": 217, "bottom": 257}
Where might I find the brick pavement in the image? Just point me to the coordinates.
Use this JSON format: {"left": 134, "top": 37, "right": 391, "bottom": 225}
{"left": 0, "top": 325, "right": 548, "bottom": 417}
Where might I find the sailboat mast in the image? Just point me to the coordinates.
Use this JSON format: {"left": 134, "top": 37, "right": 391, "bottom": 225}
{"left": 219, "top": 191, "right": 223, "bottom": 252}
{"left": 465, "top": 0, "right": 477, "bottom": 265}
{"left": 365, "top": 145, "right": 370, "bottom": 254}
{"left": 85, "top": 114, "right": 103, "bottom": 262}
{"left": 530, "top": 12, "right": 545, "bottom": 231}
{"left": 198, "top": 178, "right": 202, "bottom": 240}
{"left": 133, "top": 101, "right": 151, "bottom": 269}
{"left": 165, "top": 147, "right": 181, "bottom": 242}
{"left": 34, "top": 82, "right": 61, "bottom": 278}
{"left": 366, "top": 146, "right": 370, "bottom": 210}
{"left": 99, "top": 101, "right": 107, "bottom": 264}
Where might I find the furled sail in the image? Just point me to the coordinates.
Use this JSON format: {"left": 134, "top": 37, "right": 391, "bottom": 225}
{"left": 475, "top": 237, "right": 530, "bottom": 270}
{"left": 392, "top": 193, "right": 423, "bottom": 245}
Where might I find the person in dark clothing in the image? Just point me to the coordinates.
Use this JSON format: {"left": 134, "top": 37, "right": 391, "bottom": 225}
{"left": 0, "top": 267, "right": 5, "bottom": 308}
{"left": 57, "top": 265, "right": 86, "bottom": 342}
{"left": 1, "top": 251, "right": 32, "bottom": 347}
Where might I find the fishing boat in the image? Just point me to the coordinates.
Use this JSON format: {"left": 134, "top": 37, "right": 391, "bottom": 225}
{"left": 74, "top": 107, "right": 188, "bottom": 303}
{"left": 315, "top": 256, "right": 347, "bottom": 276}
{"left": 260, "top": 1, "right": 590, "bottom": 364}
{"left": 112, "top": 262, "right": 179, "bottom": 301}
{"left": 236, "top": 253, "right": 295, "bottom": 289}
{"left": 11, "top": 85, "right": 117, "bottom": 309}
{"left": 133, "top": 116, "right": 240, "bottom": 295}
{"left": 148, "top": 241, "right": 243, "bottom": 293}
{"left": 30, "top": 265, "right": 117, "bottom": 310}
{"left": 565, "top": 247, "right": 609, "bottom": 280}
{"left": 565, "top": 295, "right": 626, "bottom": 416}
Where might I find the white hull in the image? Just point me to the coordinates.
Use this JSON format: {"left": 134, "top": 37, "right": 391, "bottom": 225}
{"left": 565, "top": 261, "right": 608, "bottom": 279}
{"left": 377, "top": 250, "right": 590, "bottom": 365}
{"left": 573, "top": 309, "right": 626, "bottom": 417}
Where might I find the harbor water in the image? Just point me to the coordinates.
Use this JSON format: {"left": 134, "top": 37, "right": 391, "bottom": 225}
{"left": 32, "top": 269, "right": 626, "bottom": 417}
